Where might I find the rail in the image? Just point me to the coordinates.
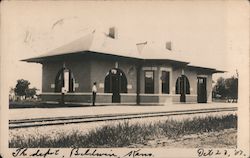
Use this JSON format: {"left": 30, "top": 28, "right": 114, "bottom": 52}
{"left": 9, "top": 107, "right": 237, "bottom": 129}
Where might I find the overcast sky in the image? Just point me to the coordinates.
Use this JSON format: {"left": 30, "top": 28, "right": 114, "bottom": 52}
{"left": 1, "top": 1, "right": 249, "bottom": 91}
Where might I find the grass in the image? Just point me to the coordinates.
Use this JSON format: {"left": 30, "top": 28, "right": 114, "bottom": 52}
{"left": 9, "top": 114, "right": 237, "bottom": 148}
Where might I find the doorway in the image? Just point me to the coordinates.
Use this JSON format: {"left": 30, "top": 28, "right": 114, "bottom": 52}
{"left": 104, "top": 68, "right": 127, "bottom": 103}
{"left": 55, "top": 68, "right": 75, "bottom": 93}
{"left": 197, "top": 77, "right": 207, "bottom": 103}
{"left": 175, "top": 75, "right": 190, "bottom": 102}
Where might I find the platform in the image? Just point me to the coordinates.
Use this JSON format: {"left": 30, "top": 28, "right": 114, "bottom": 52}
{"left": 9, "top": 103, "right": 238, "bottom": 121}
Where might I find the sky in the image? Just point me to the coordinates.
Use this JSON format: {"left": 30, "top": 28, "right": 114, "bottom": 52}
{"left": 1, "top": 0, "right": 249, "bottom": 92}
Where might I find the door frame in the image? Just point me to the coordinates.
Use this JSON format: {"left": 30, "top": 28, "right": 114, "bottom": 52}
{"left": 197, "top": 77, "right": 207, "bottom": 103}
{"left": 176, "top": 75, "right": 190, "bottom": 102}
{"left": 104, "top": 68, "right": 127, "bottom": 103}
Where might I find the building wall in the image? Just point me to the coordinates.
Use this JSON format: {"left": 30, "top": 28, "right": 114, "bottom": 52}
{"left": 206, "top": 74, "right": 213, "bottom": 102}
{"left": 89, "top": 59, "right": 114, "bottom": 93}
{"left": 184, "top": 69, "right": 198, "bottom": 95}
{"left": 41, "top": 57, "right": 213, "bottom": 104}
{"left": 119, "top": 61, "right": 137, "bottom": 93}
{"left": 172, "top": 68, "right": 198, "bottom": 95}
{"left": 139, "top": 63, "right": 180, "bottom": 104}
{"left": 67, "top": 60, "right": 91, "bottom": 92}
{"left": 139, "top": 94, "right": 172, "bottom": 105}
{"left": 41, "top": 93, "right": 112, "bottom": 104}
{"left": 90, "top": 59, "right": 137, "bottom": 94}
{"left": 42, "top": 60, "right": 91, "bottom": 93}
{"left": 138, "top": 63, "right": 202, "bottom": 103}
{"left": 171, "top": 68, "right": 182, "bottom": 94}
{"left": 171, "top": 68, "right": 199, "bottom": 103}
{"left": 140, "top": 63, "right": 173, "bottom": 94}
{"left": 42, "top": 62, "right": 63, "bottom": 93}
{"left": 120, "top": 93, "right": 137, "bottom": 103}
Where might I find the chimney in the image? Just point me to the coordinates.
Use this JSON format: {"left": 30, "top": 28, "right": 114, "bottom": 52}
{"left": 136, "top": 41, "right": 147, "bottom": 53}
{"left": 166, "top": 41, "right": 172, "bottom": 51}
{"left": 108, "top": 27, "right": 118, "bottom": 39}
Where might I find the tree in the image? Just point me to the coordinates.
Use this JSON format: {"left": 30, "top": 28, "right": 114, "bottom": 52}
{"left": 213, "top": 77, "right": 227, "bottom": 99}
{"left": 14, "top": 79, "right": 38, "bottom": 99}
{"left": 26, "top": 87, "right": 38, "bottom": 98}
{"left": 213, "top": 76, "right": 238, "bottom": 102}
{"left": 14, "top": 79, "right": 30, "bottom": 98}
{"left": 225, "top": 76, "right": 238, "bottom": 102}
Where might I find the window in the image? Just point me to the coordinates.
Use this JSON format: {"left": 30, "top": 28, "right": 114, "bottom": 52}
{"left": 55, "top": 68, "right": 75, "bottom": 93}
{"left": 198, "top": 78, "right": 204, "bottom": 84}
{"left": 161, "top": 71, "right": 170, "bottom": 94}
{"left": 175, "top": 75, "right": 190, "bottom": 94}
{"left": 104, "top": 68, "right": 127, "bottom": 93}
{"left": 145, "top": 71, "right": 154, "bottom": 94}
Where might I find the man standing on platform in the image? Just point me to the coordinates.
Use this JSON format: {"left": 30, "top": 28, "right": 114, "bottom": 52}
{"left": 92, "top": 82, "right": 97, "bottom": 106}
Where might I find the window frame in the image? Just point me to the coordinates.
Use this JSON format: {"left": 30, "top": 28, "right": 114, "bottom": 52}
{"left": 175, "top": 75, "right": 190, "bottom": 94}
{"left": 144, "top": 70, "right": 155, "bottom": 94}
{"left": 161, "top": 70, "right": 170, "bottom": 94}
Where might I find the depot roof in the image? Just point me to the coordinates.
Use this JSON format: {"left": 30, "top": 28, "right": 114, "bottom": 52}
{"left": 22, "top": 30, "right": 224, "bottom": 73}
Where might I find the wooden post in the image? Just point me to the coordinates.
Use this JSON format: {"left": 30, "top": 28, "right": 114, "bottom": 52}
{"left": 60, "top": 87, "right": 65, "bottom": 105}
{"left": 61, "top": 92, "right": 65, "bottom": 105}
{"left": 136, "top": 63, "right": 141, "bottom": 105}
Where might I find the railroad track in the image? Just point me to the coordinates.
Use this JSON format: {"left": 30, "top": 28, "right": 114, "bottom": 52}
{"left": 9, "top": 107, "right": 237, "bottom": 129}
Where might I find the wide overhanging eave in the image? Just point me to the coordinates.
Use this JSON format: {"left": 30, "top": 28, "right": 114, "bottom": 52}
{"left": 187, "top": 65, "right": 225, "bottom": 73}
{"left": 21, "top": 58, "right": 43, "bottom": 63}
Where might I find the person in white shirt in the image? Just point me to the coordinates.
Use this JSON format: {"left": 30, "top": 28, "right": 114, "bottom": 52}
{"left": 92, "top": 82, "right": 97, "bottom": 106}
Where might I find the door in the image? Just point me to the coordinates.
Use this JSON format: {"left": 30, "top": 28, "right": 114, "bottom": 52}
{"left": 104, "top": 68, "right": 127, "bottom": 103}
{"left": 176, "top": 75, "right": 190, "bottom": 103}
{"left": 112, "top": 75, "right": 121, "bottom": 103}
{"left": 197, "top": 77, "right": 207, "bottom": 103}
{"left": 180, "top": 76, "right": 186, "bottom": 102}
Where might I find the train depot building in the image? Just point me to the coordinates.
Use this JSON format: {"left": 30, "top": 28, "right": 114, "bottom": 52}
{"left": 23, "top": 28, "right": 223, "bottom": 105}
